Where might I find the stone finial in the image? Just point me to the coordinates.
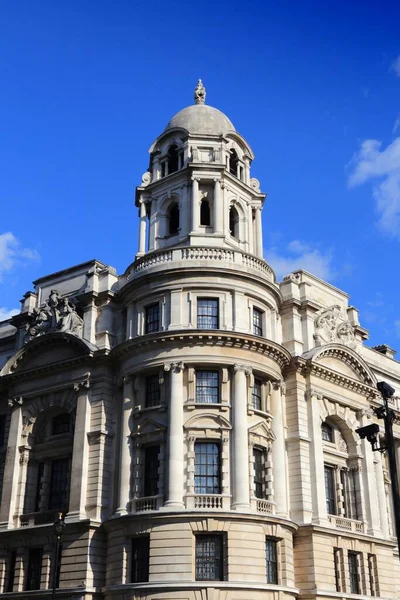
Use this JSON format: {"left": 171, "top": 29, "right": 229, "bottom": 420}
{"left": 194, "top": 79, "right": 206, "bottom": 105}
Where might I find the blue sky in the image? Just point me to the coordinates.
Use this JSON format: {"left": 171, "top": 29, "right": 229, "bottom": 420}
{"left": 1, "top": 0, "right": 400, "bottom": 351}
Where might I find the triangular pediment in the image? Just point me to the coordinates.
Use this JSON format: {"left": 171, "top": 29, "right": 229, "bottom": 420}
{"left": 131, "top": 417, "right": 166, "bottom": 438}
{"left": 248, "top": 421, "right": 275, "bottom": 443}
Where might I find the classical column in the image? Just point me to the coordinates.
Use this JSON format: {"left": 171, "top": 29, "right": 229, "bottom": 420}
{"left": 191, "top": 177, "right": 199, "bottom": 232}
{"left": 138, "top": 199, "right": 147, "bottom": 255}
{"left": 213, "top": 178, "right": 222, "bottom": 233}
{"left": 164, "top": 362, "right": 185, "bottom": 508}
{"left": 232, "top": 365, "right": 251, "bottom": 510}
{"left": 66, "top": 380, "right": 91, "bottom": 521}
{"left": 375, "top": 452, "right": 390, "bottom": 538}
{"left": 0, "top": 398, "right": 23, "bottom": 528}
{"left": 358, "top": 411, "right": 381, "bottom": 535}
{"left": 255, "top": 207, "right": 263, "bottom": 258}
{"left": 115, "top": 376, "right": 134, "bottom": 516}
{"left": 271, "top": 381, "right": 289, "bottom": 517}
{"left": 307, "top": 389, "right": 329, "bottom": 524}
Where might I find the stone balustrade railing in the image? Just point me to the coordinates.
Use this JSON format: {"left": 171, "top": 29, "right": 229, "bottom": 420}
{"left": 125, "top": 247, "right": 274, "bottom": 283}
{"left": 132, "top": 495, "right": 163, "bottom": 512}
{"left": 193, "top": 494, "right": 224, "bottom": 509}
{"left": 328, "top": 515, "right": 365, "bottom": 533}
{"left": 256, "top": 499, "right": 274, "bottom": 515}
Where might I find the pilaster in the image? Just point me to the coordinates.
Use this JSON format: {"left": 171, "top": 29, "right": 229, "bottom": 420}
{"left": 115, "top": 375, "right": 134, "bottom": 516}
{"left": 0, "top": 398, "right": 23, "bottom": 529}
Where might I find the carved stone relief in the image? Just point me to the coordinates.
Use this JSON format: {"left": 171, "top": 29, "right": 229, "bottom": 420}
{"left": 314, "top": 304, "right": 356, "bottom": 348}
{"left": 25, "top": 289, "right": 83, "bottom": 343}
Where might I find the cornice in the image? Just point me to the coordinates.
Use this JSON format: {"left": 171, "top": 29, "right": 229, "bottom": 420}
{"left": 112, "top": 330, "right": 292, "bottom": 370}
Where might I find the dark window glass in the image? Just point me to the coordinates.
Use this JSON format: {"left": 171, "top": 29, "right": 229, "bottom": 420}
{"left": 168, "top": 203, "right": 179, "bottom": 235}
{"left": 145, "top": 304, "right": 160, "bottom": 334}
{"left": 254, "top": 448, "right": 267, "bottom": 499}
{"left": 196, "top": 371, "right": 219, "bottom": 403}
{"left": 195, "top": 442, "right": 221, "bottom": 494}
{"left": 131, "top": 536, "right": 150, "bottom": 583}
{"left": 348, "top": 551, "right": 360, "bottom": 594}
{"left": 252, "top": 379, "right": 262, "bottom": 411}
{"left": 195, "top": 535, "right": 223, "bottom": 581}
{"left": 168, "top": 145, "right": 179, "bottom": 174}
{"left": 229, "top": 149, "right": 239, "bottom": 176}
{"left": 197, "top": 298, "right": 218, "bottom": 329}
{"left": 48, "top": 458, "right": 70, "bottom": 511}
{"left": 143, "top": 445, "right": 160, "bottom": 497}
{"left": 52, "top": 413, "right": 71, "bottom": 435}
{"left": 266, "top": 538, "right": 278, "bottom": 584}
{"left": 200, "top": 200, "right": 211, "bottom": 226}
{"left": 0, "top": 414, "right": 6, "bottom": 446}
{"left": 321, "top": 421, "right": 333, "bottom": 442}
{"left": 253, "top": 308, "right": 263, "bottom": 336}
{"left": 35, "top": 462, "right": 44, "bottom": 512}
{"left": 5, "top": 550, "right": 16, "bottom": 592}
{"left": 324, "top": 465, "right": 336, "bottom": 515}
{"left": 229, "top": 206, "right": 239, "bottom": 238}
{"left": 333, "top": 548, "right": 341, "bottom": 592}
{"left": 368, "top": 553, "right": 377, "bottom": 596}
{"left": 145, "top": 374, "right": 161, "bottom": 407}
{"left": 341, "top": 468, "right": 358, "bottom": 520}
{"left": 26, "top": 548, "right": 43, "bottom": 591}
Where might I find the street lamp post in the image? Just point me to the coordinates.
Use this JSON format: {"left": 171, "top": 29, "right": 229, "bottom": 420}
{"left": 52, "top": 513, "right": 65, "bottom": 600}
{"left": 356, "top": 381, "right": 400, "bottom": 557}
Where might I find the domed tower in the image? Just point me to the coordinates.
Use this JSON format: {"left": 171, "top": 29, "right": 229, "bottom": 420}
{"left": 107, "top": 81, "right": 295, "bottom": 600}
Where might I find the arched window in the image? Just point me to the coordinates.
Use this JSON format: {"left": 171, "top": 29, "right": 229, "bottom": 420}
{"left": 167, "top": 145, "right": 179, "bottom": 174}
{"left": 229, "top": 149, "right": 239, "bottom": 177}
{"left": 229, "top": 206, "right": 239, "bottom": 239}
{"left": 168, "top": 203, "right": 180, "bottom": 236}
{"left": 200, "top": 199, "right": 211, "bottom": 226}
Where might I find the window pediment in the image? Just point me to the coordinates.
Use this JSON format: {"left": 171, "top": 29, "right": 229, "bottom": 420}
{"left": 184, "top": 413, "right": 231, "bottom": 432}
{"left": 130, "top": 417, "right": 166, "bottom": 439}
{"left": 249, "top": 421, "right": 275, "bottom": 445}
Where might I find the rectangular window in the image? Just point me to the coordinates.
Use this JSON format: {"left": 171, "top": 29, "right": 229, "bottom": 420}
{"left": 48, "top": 457, "right": 70, "bottom": 511}
{"left": 253, "top": 447, "right": 268, "bottom": 499}
{"left": 368, "top": 553, "right": 377, "bottom": 596}
{"left": 321, "top": 421, "right": 333, "bottom": 442}
{"left": 324, "top": 465, "right": 336, "bottom": 515}
{"left": 131, "top": 536, "right": 150, "bottom": 583}
{"left": 341, "top": 468, "right": 358, "bottom": 520}
{"left": 0, "top": 414, "right": 6, "bottom": 446}
{"left": 197, "top": 298, "right": 219, "bottom": 329}
{"left": 194, "top": 442, "right": 221, "bottom": 494}
{"left": 253, "top": 308, "right": 263, "bottom": 336}
{"left": 195, "top": 535, "right": 224, "bottom": 581}
{"left": 145, "top": 303, "right": 160, "bottom": 334}
{"left": 266, "top": 538, "right": 278, "bottom": 584}
{"left": 143, "top": 445, "right": 160, "bottom": 497}
{"left": 145, "top": 374, "right": 161, "bottom": 407}
{"left": 252, "top": 379, "right": 262, "bottom": 410}
{"left": 348, "top": 551, "right": 360, "bottom": 594}
{"left": 5, "top": 550, "right": 16, "bottom": 593}
{"left": 196, "top": 371, "right": 219, "bottom": 403}
{"left": 26, "top": 548, "right": 43, "bottom": 591}
{"left": 333, "top": 547, "right": 341, "bottom": 592}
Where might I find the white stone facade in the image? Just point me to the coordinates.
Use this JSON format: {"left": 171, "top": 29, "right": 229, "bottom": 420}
{"left": 0, "top": 81, "right": 399, "bottom": 599}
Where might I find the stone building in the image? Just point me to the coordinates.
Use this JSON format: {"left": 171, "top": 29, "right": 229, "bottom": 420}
{"left": 0, "top": 80, "right": 399, "bottom": 599}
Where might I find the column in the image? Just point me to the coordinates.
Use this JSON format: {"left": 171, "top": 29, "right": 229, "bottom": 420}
{"left": 191, "top": 178, "right": 199, "bottom": 232}
{"left": 307, "top": 389, "right": 329, "bottom": 524}
{"left": 213, "top": 179, "right": 222, "bottom": 233}
{"left": 115, "top": 376, "right": 134, "bottom": 515}
{"left": 375, "top": 452, "right": 390, "bottom": 538}
{"left": 164, "top": 362, "right": 185, "bottom": 508}
{"left": 359, "top": 412, "right": 381, "bottom": 535}
{"left": 232, "top": 365, "right": 251, "bottom": 509}
{"left": 138, "top": 199, "right": 147, "bottom": 255}
{"left": 0, "top": 398, "right": 23, "bottom": 528}
{"left": 271, "top": 381, "right": 289, "bottom": 517}
{"left": 66, "top": 381, "right": 91, "bottom": 521}
{"left": 255, "top": 207, "right": 263, "bottom": 258}
{"left": 179, "top": 185, "right": 188, "bottom": 239}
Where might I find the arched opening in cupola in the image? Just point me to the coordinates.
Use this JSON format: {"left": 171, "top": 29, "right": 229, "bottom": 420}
{"left": 229, "top": 205, "right": 239, "bottom": 239}
{"left": 229, "top": 149, "right": 239, "bottom": 177}
{"left": 167, "top": 145, "right": 179, "bottom": 174}
{"left": 200, "top": 199, "right": 211, "bottom": 226}
{"left": 168, "top": 203, "right": 180, "bottom": 236}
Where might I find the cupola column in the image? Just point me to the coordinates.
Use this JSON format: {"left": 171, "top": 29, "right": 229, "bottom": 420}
{"left": 255, "top": 207, "right": 263, "bottom": 258}
{"left": 232, "top": 365, "right": 251, "bottom": 510}
{"left": 138, "top": 199, "right": 147, "bottom": 255}
{"left": 164, "top": 362, "right": 185, "bottom": 508}
{"left": 213, "top": 179, "right": 223, "bottom": 234}
{"left": 191, "top": 178, "right": 199, "bottom": 232}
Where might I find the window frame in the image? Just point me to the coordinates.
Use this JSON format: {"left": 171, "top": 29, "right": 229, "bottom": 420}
{"left": 252, "top": 378, "right": 262, "bottom": 411}
{"left": 197, "top": 298, "right": 219, "bottom": 330}
{"left": 25, "top": 547, "right": 43, "bottom": 591}
{"left": 194, "top": 441, "right": 221, "bottom": 495}
{"left": 324, "top": 464, "right": 336, "bottom": 515}
{"left": 265, "top": 537, "right": 278, "bottom": 584}
{"left": 253, "top": 307, "right": 264, "bottom": 337}
{"left": 145, "top": 373, "right": 161, "bottom": 408}
{"left": 131, "top": 536, "right": 150, "bottom": 583}
{"left": 195, "top": 534, "right": 225, "bottom": 581}
{"left": 143, "top": 445, "right": 160, "bottom": 497}
{"left": 195, "top": 370, "right": 220, "bottom": 404}
{"left": 348, "top": 551, "right": 361, "bottom": 595}
{"left": 253, "top": 446, "right": 269, "bottom": 500}
{"left": 5, "top": 550, "right": 16, "bottom": 593}
{"left": 144, "top": 303, "right": 160, "bottom": 334}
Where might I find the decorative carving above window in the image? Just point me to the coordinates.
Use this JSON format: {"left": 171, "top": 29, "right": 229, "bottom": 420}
{"left": 25, "top": 289, "right": 83, "bottom": 343}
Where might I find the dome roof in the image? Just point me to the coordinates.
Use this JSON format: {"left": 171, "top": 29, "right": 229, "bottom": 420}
{"left": 164, "top": 104, "right": 235, "bottom": 135}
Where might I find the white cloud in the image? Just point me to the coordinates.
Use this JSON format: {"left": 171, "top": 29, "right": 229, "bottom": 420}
{"left": 0, "top": 232, "right": 39, "bottom": 282}
{"left": 265, "top": 240, "right": 334, "bottom": 281}
{"left": 0, "top": 307, "right": 19, "bottom": 321}
{"left": 348, "top": 138, "right": 400, "bottom": 238}
{"left": 391, "top": 55, "right": 400, "bottom": 77}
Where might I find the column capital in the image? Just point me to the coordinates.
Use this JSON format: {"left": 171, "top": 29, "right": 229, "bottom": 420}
{"left": 164, "top": 361, "right": 185, "bottom": 373}
{"left": 305, "top": 388, "right": 323, "bottom": 401}
{"left": 233, "top": 363, "right": 252, "bottom": 376}
{"left": 8, "top": 397, "right": 23, "bottom": 409}
{"left": 191, "top": 176, "right": 200, "bottom": 182}
{"left": 271, "top": 380, "right": 286, "bottom": 394}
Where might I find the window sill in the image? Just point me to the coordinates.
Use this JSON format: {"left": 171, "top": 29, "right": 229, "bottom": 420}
{"left": 247, "top": 406, "right": 272, "bottom": 419}
{"left": 133, "top": 404, "right": 166, "bottom": 415}
{"left": 185, "top": 402, "right": 229, "bottom": 412}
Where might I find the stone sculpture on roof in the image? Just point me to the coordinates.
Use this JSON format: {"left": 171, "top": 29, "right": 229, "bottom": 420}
{"left": 314, "top": 304, "right": 356, "bottom": 348}
{"left": 194, "top": 79, "right": 206, "bottom": 105}
{"left": 25, "top": 289, "right": 83, "bottom": 342}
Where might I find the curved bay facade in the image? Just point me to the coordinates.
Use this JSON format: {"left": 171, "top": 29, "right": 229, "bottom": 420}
{"left": 0, "top": 81, "right": 399, "bottom": 599}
